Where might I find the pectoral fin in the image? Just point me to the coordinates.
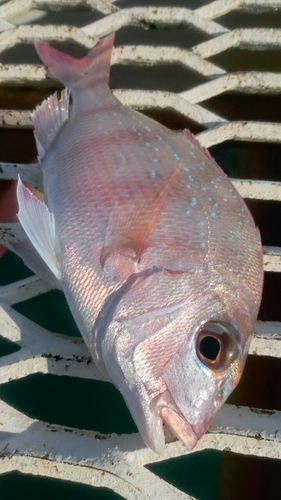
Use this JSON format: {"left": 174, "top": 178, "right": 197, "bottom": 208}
{"left": 101, "top": 160, "right": 185, "bottom": 266}
{"left": 16, "top": 176, "right": 61, "bottom": 280}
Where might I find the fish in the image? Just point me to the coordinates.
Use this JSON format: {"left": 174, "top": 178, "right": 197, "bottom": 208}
{"left": 9, "top": 33, "right": 263, "bottom": 454}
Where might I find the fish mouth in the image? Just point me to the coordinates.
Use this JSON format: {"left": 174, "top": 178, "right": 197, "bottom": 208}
{"left": 160, "top": 406, "right": 197, "bottom": 450}
{"left": 151, "top": 392, "right": 199, "bottom": 451}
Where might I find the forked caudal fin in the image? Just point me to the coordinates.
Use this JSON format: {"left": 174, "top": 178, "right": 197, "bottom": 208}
{"left": 35, "top": 33, "right": 115, "bottom": 89}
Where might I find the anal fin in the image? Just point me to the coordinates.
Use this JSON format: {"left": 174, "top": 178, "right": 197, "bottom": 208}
{"left": 17, "top": 176, "right": 61, "bottom": 280}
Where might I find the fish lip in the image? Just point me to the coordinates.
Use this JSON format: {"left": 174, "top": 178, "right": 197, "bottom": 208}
{"left": 160, "top": 406, "right": 198, "bottom": 450}
{"left": 151, "top": 392, "right": 198, "bottom": 451}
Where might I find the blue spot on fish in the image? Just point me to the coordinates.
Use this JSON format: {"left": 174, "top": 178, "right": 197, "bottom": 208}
{"left": 186, "top": 210, "right": 191, "bottom": 215}
{"left": 190, "top": 197, "right": 197, "bottom": 207}
{"left": 199, "top": 221, "right": 205, "bottom": 226}
{"left": 149, "top": 170, "right": 157, "bottom": 179}
{"left": 199, "top": 232, "right": 205, "bottom": 237}
{"left": 157, "top": 135, "right": 163, "bottom": 141}
{"left": 210, "top": 211, "right": 217, "bottom": 218}
{"left": 186, "top": 184, "right": 191, "bottom": 189}
{"left": 145, "top": 126, "right": 151, "bottom": 131}
{"left": 201, "top": 187, "right": 207, "bottom": 191}
{"left": 145, "top": 142, "right": 151, "bottom": 147}
{"left": 174, "top": 153, "right": 181, "bottom": 160}
{"left": 165, "top": 144, "right": 172, "bottom": 149}
{"left": 183, "top": 167, "right": 190, "bottom": 172}
{"left": 200, "top": 242, "right": 206, "bottom": 249}
{"left": 188, "top": 175, "right": 194, "bottom": 182}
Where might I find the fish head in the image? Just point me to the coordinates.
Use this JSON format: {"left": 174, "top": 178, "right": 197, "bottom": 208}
{"left": 97, "top": 266, "right": 260, "bottom": 454}
{"left": 155, "top": 319, "right": 244, "bottom": 450}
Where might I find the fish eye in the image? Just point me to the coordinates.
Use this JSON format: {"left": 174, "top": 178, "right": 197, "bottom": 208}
{"left": 196, "top": 321, "right": 239, "bottom": 371}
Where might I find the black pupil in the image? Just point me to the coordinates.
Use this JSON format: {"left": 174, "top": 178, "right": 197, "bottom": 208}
{"left": 199, "top": 336, "right": 220, "bottom": 361}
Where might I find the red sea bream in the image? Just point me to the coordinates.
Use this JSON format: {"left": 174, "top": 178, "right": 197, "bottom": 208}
{"left": 13, "top": 34, "right": 263, "bottom": 454}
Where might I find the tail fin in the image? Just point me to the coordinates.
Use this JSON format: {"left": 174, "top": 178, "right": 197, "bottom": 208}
{"left": 35, "top": 33, "right": 115, "bottom": 88}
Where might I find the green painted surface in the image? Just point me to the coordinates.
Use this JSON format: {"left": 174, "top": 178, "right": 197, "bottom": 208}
{"left": 147, "top": 450, "right": 221, "bottom": 500}
{"left": 0, "top": 472, "right": 125, "bottom": 500}
{"left": 0, "top": 374, "right": 137, "bottom": 434}
{"left": 13, "top": 290, "right": 81, "bottom": 337}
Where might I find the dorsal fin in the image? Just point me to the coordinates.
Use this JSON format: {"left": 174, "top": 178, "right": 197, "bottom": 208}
{"left": 101, "top": 161, "right": 184, "bottom": 266}
{"left": 33, "top": 89, "right": 69, "bottom": 159}
{"left": 179, "top": 128, "right": 218, "bottom": 166}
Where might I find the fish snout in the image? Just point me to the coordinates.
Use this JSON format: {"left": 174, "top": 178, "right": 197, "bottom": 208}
{"left": 154, "top": 393, "right": 198, "bottom": 450}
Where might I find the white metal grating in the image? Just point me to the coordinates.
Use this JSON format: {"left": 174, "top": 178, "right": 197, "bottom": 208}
{"left": 0, "top": 1, "right": 280, "bottom": 498}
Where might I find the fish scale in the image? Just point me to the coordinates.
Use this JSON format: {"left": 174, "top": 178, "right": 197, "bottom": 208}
{"left": 12, "top": 33, "right": 263, "bottom": 454}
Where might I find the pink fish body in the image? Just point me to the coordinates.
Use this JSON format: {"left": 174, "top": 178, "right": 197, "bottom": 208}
{"left": 14, "top": 34, "right": 263, "bottom": 454}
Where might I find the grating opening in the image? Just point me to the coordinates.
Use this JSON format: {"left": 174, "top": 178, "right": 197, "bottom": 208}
{"left": 202, "top": 94, "right": 281, "bottom": 124}
{"left": 208, "top": 48, "right": 281, "bottom": 73}
{"left": 141, "top": 108, "right": 206, "bottom": 132}
{"left": 0, "top": 1, "right": 280, "bottom": 499}
{"left": 115, "top": 25, "right": 213, "bottom": 49}
{"left": 1, "top": 129, "right": 36, "bottom": 162}
{"left": 0, "top": 471, "right": 125, "bottom": 500}
{"left": 10, "top": 7, "right": 105, "bottom": 28}
{"left": 110, "top": 63, "right": 208, "bottom": 92}
{"left": 228, "top": 354, "right": 281, "bottom": 411}
{"left": 0, "top": 374, "right": 137, "bottom": 434}
{"left": 245, "top": 199, "right": 281, "bottom": 247}
{"left": 12, "top": 290, "right": 80, "bottom": 336}
{"left": 0, "top": 41, "right": 91, "bottom": 64}
{"left": 210, "top": 142, "right": 281, "bottom": 181}
{"left": 118, "top": 0, "right": 212, "bottom": 8}
{"left": 216, "top": 10, "right": 281, "bottom": 30}
{"left": 0, "top": 335, "right": 20, "bottom": 357}
{"left": 259, "top": 272, "right": 281, "bottom": 322}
